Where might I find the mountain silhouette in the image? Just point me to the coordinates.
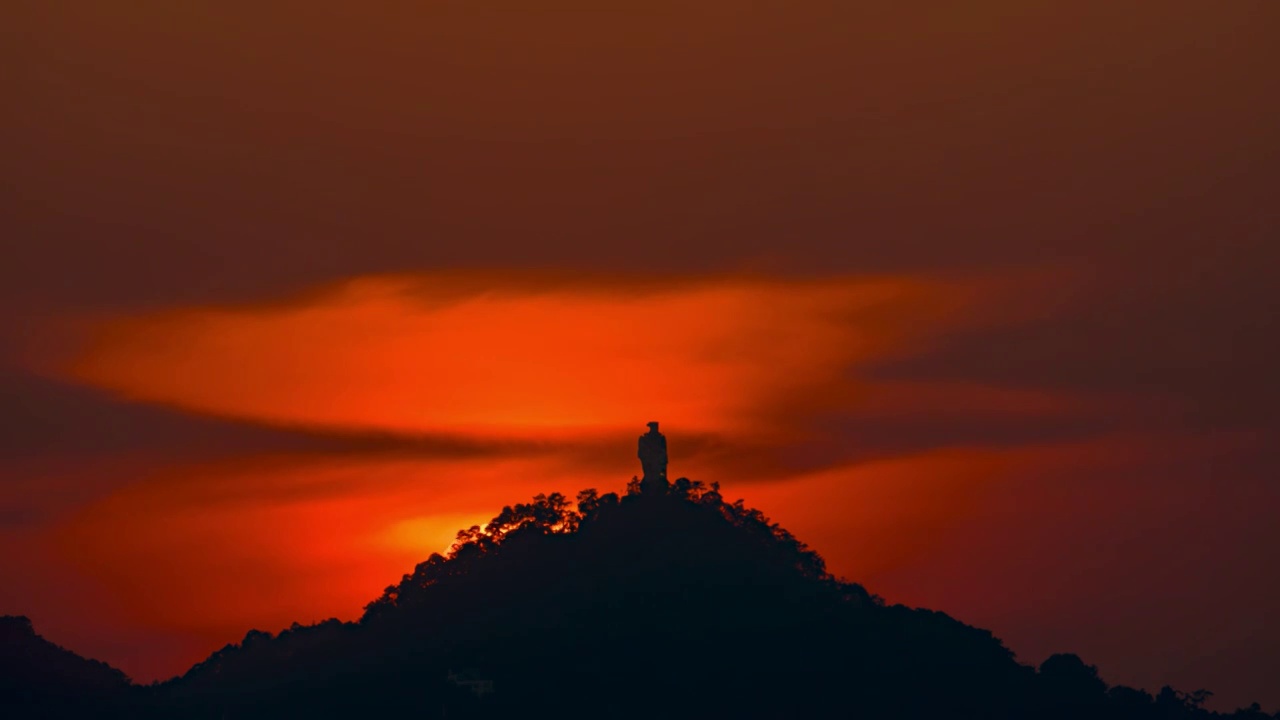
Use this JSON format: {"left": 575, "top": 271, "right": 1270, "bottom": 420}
{"left": 0, "top": 614, "right": 131, "bottom": 717}
{"left": 2, "top": 478, "right": 1276, "bottom": 719}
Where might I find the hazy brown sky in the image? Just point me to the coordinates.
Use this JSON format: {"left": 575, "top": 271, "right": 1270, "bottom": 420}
{"left": 2, "top": 1, "right": 1278, "bottom": 710}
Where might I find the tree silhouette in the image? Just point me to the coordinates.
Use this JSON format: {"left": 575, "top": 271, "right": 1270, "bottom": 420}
{"left": 4, "top": 480, "right": 1278, "bottom": 720}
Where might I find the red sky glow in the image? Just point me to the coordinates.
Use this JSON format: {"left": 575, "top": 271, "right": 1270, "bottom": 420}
{"left": 2, "top": 0, "right": 1277, "bottom": 711}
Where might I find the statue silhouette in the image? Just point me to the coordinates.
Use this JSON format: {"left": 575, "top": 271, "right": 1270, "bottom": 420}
{"left": 638, "top": 421, "right": 668, "bottom": 494}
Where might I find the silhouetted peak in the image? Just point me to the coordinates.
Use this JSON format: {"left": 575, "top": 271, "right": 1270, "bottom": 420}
{"left": 0, "top": 615, "right": 131, "bottom": 716}
{"left": 0, "top": 615, "right": 35, "bottom": 639}
{"left": 6, "top": 440, "right": 1277, "bottom": 719}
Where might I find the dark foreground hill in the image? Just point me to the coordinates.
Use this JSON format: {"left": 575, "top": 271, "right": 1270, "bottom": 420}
{"left": 0, "top": 615, "right": 130, "bottom": 717}
{"left": 3, "top": 479, "right": 1276, "bottom": 719}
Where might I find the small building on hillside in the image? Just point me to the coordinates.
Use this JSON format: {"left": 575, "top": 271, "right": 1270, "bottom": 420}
{"left": 446, "top": 669, "right": 495, "bottom": 699}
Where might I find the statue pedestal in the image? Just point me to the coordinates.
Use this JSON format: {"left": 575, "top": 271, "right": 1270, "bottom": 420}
{"left": 639, "top": 475, "right": 669, "bottom": 496}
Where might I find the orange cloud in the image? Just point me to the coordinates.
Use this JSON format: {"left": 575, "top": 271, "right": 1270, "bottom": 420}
{"left": 54, "top": 272, "right": 1003, "bottom": 440}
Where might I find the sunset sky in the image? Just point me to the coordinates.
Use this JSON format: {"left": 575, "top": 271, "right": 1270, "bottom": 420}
{"left": 3, "top": 1, "right": 1278, "bottom": 710}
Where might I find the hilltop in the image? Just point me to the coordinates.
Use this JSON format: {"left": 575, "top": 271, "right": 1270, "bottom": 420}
{"left": 0, "top": 614, "right": 131, "bottom": 717}
{"left": 2, "top": 478, "right": 1275, "bottom": 719}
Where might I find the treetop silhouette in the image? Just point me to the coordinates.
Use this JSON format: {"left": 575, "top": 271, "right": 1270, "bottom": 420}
{"left": 3, "top": 424, "right": 1276, "bottom": 719}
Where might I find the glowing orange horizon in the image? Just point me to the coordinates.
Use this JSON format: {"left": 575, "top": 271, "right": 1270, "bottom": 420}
{"left": 24, "top": 269, "right": 1122, "bottom": 686}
